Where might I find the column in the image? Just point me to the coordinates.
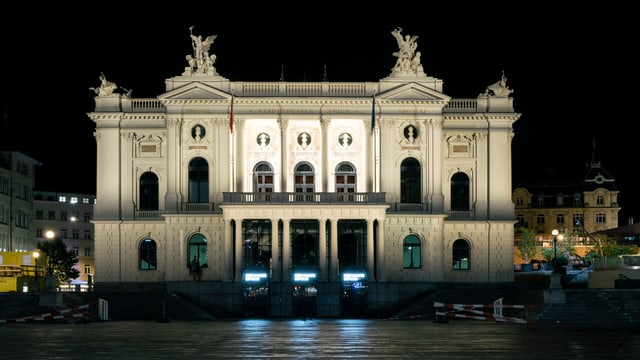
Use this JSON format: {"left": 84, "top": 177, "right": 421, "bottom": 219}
{"left": 367, "top": 219, "right": 375, "bottom": 280}
{"left": 281, "top": 219, "right": 291, "bottom": 281}
{"left": 165, "top": 118, "right": 181, "bottom": 211}
{"left": 223, "top": 218, "right": 233, "bottom": 281}
{"left": 428, "top": 117, "right": 444, "bottom": 212}
{"left": 271, "top": 219, "right": 280, "bottom": 282}
{"left": 376, "top": 219, "right": 385, "bottom": 281}
{"left": 330, "top": 220, "right": 338, "bottom": 281}
{"left": 120, "top": 132, "right": 134, "bottom": 219}
{"left": 234, "top": 219, "right": 243, "bottom": 282}
{"left": 318, "top": 219, "right": 327, "bottom": 281}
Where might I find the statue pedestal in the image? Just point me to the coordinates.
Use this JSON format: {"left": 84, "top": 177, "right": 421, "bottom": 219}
{"left": 39, "top": 274, "right": 62, "bottom": 306}
{"left": 544, "top": 273, "right": 566, "bottom": 303}
{"left": 39, "top": 292, "right": 63, "bottom": 307}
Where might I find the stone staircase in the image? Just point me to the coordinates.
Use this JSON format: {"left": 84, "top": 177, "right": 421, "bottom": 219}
{"left": 538, "top": 289, "right": 640, "bottom": 326}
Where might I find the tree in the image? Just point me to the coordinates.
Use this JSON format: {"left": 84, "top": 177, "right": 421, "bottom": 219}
{"left": 516, "top": 227, "right": 538, "bottom": 264}
{"left": 37, "top": 236, "right": 80, "bottom": 285}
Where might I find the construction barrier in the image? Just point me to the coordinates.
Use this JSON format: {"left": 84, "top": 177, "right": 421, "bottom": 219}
{"left": 98, "top": 298, "right": 109, "bottom": 321}
{"left": 434, "top": 297, "right": 537, "bottom": 325}
{"left": 0, "top": 304, "right": 92, "bottom": 324}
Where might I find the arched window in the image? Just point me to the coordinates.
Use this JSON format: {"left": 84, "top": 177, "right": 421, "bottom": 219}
{"left": 188, "top": 233, "right": 208, "bottom": 269}
{"left": 336, "top": 162, "right": 356, "bottom": 201}
{"left": 139, "top": 171, "right": 159, "bottom": 211}
{"left": 139, "top": 238, "right": 157, "bottom": 270}
{"left": 188, "top": 157, "right": 209, "bottom": 203}
{"left": 452, "top": 239, "right": 470, "bottom": 270}
{"left": 403, "top": 235, "right": 421, "bottom": 269}
{"left": 401, "top": 157, "right": 421, "bottom": 203}
{"left": 294, "top": 162, "right": 315, "bottom": 201}
{"left": 451, "top": 172, "right": 470, "bottom": 211}
{"left": 254, "top": 162, "right": 274, "bottom": 199}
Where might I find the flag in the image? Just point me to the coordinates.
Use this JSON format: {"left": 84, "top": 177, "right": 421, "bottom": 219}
{"left": 371, "top": 94, "right": 376, "bottom": 133}
{"left": 229, "top": 96, "right": 234, "bottom": 133}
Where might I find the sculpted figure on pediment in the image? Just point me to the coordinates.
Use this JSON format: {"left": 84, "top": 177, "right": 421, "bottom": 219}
{"left": 484, "top": 71, "right": 514, "bottom": 97}
{"left": 185, "top": 26, "right": 218, "bottom": 75}
{"left": 89, "top": 72, "right": 118, "bottom": 96}
{"left": 390, "top": 27, "right": 425, "bottom": 76}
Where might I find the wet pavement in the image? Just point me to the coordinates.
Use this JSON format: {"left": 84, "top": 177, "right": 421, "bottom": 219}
{"left": 1, "top": 318, "right": 637, "bottom": 359}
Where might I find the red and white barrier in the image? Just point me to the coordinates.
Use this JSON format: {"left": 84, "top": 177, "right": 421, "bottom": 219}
{"left": 434, "top": 298, "right": 536, "bottom": 325}
{"left": 0, "top": 304, "right": 91, "bottom": 324}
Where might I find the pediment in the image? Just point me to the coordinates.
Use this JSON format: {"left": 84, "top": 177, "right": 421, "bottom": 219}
{"left": 377, "top": 83, "right": 450, "bottom": 102}
{"left": 158, "top": 82, "right": 230, "bottom": 101}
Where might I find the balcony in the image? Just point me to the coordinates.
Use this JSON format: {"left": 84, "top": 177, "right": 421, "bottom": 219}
{"left": 222, "top": 192, "right": 386, "bottom": 204}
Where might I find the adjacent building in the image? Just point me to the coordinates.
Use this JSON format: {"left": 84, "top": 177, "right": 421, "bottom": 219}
{"left": 32, "top": 191, "right": 96, "bottom": 288}
{"left": 0, "top": 152, "right": 96, "bottom": 292}
{"left": 0, "top": 151, "right": 40, "bottom": 252}
{"left": 88, "top": 27, "right": 521, "bottom": 316}
{"left": 513, "top": 161, "right": 620, "bottom": 244}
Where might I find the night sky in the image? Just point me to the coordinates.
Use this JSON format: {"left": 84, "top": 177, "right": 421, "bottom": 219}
{"left": 1, "top": 4, "right": 636, "bottom": 225}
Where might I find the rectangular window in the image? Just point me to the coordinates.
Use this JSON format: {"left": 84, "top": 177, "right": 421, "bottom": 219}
{"left": 84, "top": 264, "right": 91, "bottom": 274}
{"left": 48, "top": 211, "right": 55, "bottom": 220}
{"left": 536, "top": 214, "right": 545, "bottom": 224}
{"left": 596, "top": 214, "right": 606, "bottom": 224}
{"left": 573, "top": 214, "right": 583, "bottom": 227}
{"left": 72, "top": 247, "right": 79, "bottom": 256}
{"left": 84, "top": 247, "right": 91, "bottom": 256}
{"left": 72, "top": 230, "right": 79, "bottom": 239}
{"left": 84, "top": 230, "right": 91, "bottom": 240}
{"left": 556, "top": 214, "right": 565, "bottom": 225}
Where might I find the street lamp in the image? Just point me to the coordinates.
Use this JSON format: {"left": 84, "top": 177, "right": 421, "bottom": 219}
{"left": 45, "top": 230, "right": 55, "bottom": 275}
{"left": 44, "top": 230, "right": 56, "bottom": 292}
{"left": 33, "top": 251, "right": 40, "bottom": 292}
{"left": 551, "top": 229, "right": 559, "bottom": 270}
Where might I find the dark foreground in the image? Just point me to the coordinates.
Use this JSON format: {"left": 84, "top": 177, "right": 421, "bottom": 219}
{"left": 1, "top": 319, "right": 638, "bottom": 359}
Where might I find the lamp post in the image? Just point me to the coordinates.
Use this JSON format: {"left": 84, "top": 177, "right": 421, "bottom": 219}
{"left": 45, "top": 230, "right": 55, "bottom": 275}
{"left": 551, "top": 229, "right": 559, "bottom": 270}
{"left": 33, "top": 251, "right": 40, "bottom": 292}
{"left": 44, "top": 230, "right": 56, "bottom": 292}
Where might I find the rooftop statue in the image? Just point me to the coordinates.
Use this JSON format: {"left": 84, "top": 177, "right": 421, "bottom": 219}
{"left": 185, "top": 26, "right": 218, "bottom": 75}
{"left": 484, "top": 71, "right": 514, "bottom": 97}
{"left": 89, "top": 72, "right": 118, "bottom": 97}
{"left": 390, "top": 27, "right": 425, "bottom": 76}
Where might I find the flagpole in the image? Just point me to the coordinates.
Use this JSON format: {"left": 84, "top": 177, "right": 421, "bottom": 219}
{"left": 229, "top": 95, "right": 235, "bottom": 192}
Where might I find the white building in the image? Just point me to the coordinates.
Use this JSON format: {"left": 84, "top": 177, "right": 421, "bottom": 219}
{"left": 88, "top": 27, "right": 521, "bottom": 317}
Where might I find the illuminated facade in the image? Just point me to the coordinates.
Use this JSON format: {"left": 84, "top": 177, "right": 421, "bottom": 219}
{"left": 32, "top": 191, "right": 96, "bottom": 287}
{"left": 513, "top": 162, "right": 620, "bottom": 248}
{"left": 0, "top": 151, "right": 39, "bottom": 252}
{"left": 88, "top": 28, "right": 521, "bottom": 316}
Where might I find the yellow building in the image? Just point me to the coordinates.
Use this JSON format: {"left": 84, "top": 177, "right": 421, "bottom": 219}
{"left": 0, "top": 251, "right": 43, "bottom": 292}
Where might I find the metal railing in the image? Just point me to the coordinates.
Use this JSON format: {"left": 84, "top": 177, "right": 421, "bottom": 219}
{"left": 222, "top": 192, "right": 386, "bottom": 204}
